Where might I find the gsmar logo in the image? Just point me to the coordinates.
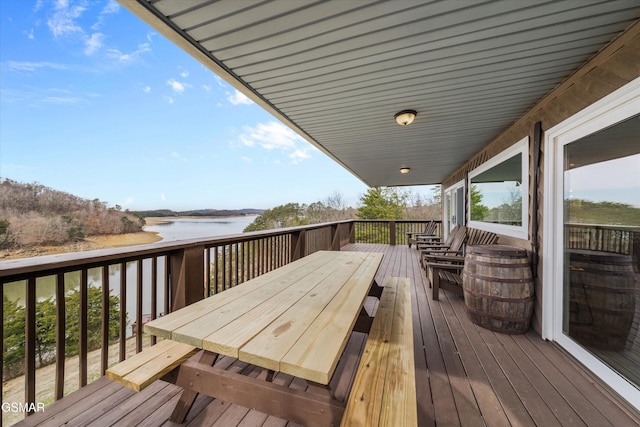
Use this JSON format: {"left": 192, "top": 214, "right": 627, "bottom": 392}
{"left": 1, "top": 402, "right": 45, "bottom": 413}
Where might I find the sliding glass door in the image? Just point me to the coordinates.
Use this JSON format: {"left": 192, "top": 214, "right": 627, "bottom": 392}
{"left": 544, "top": 78, "right": 640, "bottom": 409}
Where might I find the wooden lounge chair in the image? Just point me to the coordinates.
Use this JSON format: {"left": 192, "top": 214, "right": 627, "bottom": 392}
{"left": 416, "top": 225, "right": 459, "bottom": 251}
{"left": 419, "top": 226, "right": 466, "bottom": 269}
{"left": 425, "top": 228, "right": 499, "bottom": 300}
{"left": 407, "top": 220, "right": 437, "bottom": 247}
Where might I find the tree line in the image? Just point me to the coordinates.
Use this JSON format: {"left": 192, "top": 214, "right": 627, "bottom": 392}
{"left": 244, "top": 187, "right": 441, "bottom": 232}
{"left": 0, "top": 179, "right": 145, "bottom": 249}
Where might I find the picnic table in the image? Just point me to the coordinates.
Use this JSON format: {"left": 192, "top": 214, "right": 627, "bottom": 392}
{"left": 143, "top": 250, "right": 383, "bottom": 426}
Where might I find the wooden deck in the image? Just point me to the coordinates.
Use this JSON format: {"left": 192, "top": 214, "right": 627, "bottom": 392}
{"left": 14, "top": 244, "right": 640, "bottom": 427}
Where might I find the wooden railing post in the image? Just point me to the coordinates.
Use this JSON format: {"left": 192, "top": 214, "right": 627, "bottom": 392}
{"left": 291, "top": 229, "right": 306, "bottom": 261}
{"left": 169, "top": 246, "right": 205, "bottom": 311}
{"left": 390, "top": 221, "right": 396, "bottom": 246}
{"left": 349, "top": 221, "right": 356, "bottom": 243}
{"left": 331, "top": 224, "right": 341, "bottom": 251}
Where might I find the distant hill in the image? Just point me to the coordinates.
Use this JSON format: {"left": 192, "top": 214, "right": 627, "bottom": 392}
{"left": 134, "top": 208, "right": 263, "bottom": 218}
{"left": 0, "top": 179, "right": 145, "bottom": 248}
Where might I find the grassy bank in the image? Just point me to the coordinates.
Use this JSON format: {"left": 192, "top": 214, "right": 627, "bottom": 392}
{"left": 0, "top": 231, "right": 163, "bottom": 260}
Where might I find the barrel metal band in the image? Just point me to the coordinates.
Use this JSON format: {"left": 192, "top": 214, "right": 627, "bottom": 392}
{"left": 464, "top": 287, "right": 534, "bottom": 303}
{"left": 463, "top": 270, "right": 534, "bottom": 284}
{"left": 466, "top": 259, "right": 531, "bottom": 268}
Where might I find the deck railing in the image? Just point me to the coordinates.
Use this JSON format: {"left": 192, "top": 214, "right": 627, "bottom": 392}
{"left": 0, "top": 219, "right": 435, "bottom": 424}
{"left": 565, "top": 223, "right": 640, "bottom": 255}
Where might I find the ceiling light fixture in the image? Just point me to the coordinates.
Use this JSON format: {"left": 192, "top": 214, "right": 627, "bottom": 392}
{"left": 395, "top": 110, "right": 417, "bottom": 126}
{"left": 400, "top": 167, "right": 411, "bottom": 174}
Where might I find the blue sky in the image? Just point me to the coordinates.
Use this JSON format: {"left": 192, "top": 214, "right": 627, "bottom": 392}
{"left": 0, "top": 0, "right": 434, "bottom": 211}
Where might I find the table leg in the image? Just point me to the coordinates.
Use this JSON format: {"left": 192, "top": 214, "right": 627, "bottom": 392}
{"left": 169, "top": 350, "right": 219, "bottom": 423}
{"left": 353, "top": 306, "right": 374, "bottom": 333}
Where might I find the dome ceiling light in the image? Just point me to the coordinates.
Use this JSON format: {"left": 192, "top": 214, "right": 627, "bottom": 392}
{"left": 394, "top": 110, "right": 417, "bottom": 126}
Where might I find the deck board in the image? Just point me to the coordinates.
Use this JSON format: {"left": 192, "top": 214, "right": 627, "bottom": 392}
{"left": 12, "top": 244, "right": 640, "bottom": 427}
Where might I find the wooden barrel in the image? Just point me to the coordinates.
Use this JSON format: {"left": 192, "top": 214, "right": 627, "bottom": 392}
{"left": 462, "top": 245, "right": 534, "bottom": 334}
{"left": 568, "top": 250, "right": 637, "bottom": 351}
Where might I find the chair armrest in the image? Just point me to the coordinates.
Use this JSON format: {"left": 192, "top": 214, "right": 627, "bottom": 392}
{"left": 426, "top": 261, "right": 464, "bottom": 271}
{"left": 424, "top": 254, "right": 465, "bottom": 263}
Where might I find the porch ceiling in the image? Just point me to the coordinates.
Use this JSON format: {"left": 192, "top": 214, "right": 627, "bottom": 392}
{"left": 120, "top": 0, "right": 640, "bottom": 187}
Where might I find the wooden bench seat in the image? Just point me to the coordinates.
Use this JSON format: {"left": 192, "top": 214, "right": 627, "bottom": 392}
{"left": 341, "top": 277, "right": 417, "bottom": 426}
{"left": 105, "top": 339, "right": 198, "bottom": 392}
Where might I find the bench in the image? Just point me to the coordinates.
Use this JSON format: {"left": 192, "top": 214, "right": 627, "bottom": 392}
{"left": 341, "top": 277, "right": 417, "bottom": 426}
{"left": 105, "top": 339, "right": 198, "bottom": 392}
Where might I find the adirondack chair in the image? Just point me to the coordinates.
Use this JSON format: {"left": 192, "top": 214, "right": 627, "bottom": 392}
{"left": 407, "top": 220, "right": 437, "bottom": 247}
{"left": 416, "top": 225, "right": 461, "bottom": 252}
{"left": 419, "top": 226, "right": 467, "bottom": 267}
{"left": 425, "top": 228, "right": 499, "bottom": 300}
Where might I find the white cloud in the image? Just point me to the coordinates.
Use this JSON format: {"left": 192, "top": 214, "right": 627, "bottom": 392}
{"left": 160, "top": 193, "right": 166, "bottom": 201}
{"left": 171, "top": 151, "right": 187, "bottom": 161}
{"left": 92, "top": 0, "right": 120, "bottom": 31}
{"left": 24, "top": 29, "right": 35, "bottom": 40}
{"left": 241, "top": 156, "right": 253, "bottom": 163}
{"left": 101, "top": 0, "right": 120, "bottom": 15}
{"left": 227, "top": 89, "right": 253, "bottom": 105}
{"left": 167, "top": 78, "right": 187, "bottom": 94}
{"left": 179, "top": 69, "right": 189, "bottom": 78}
{"left": 202, "top": 84, "right": 212, "bottom": 91}
{"left": 105, "top": 42, "right": 151, "bottom": 63}
{"left": 47, "top": 0, "right": 86, "bottom": 38}
{"left": 142, "top": 85, "right": 151, "bottom": 94}
{"left": 84, "top": 32, "right": 104, "bottom": 55}
{"left": 6, "top": 61, "right": 68, "bottom": 72}
{"left": 165, "top": 96, "right": 174, "bottom": 104}
{"left": 235, "top": 122, "right": 315, "bottom": 164}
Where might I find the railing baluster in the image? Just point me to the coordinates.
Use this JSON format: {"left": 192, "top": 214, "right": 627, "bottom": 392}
{"left": 205, "top": 249, "right": 211, "bottom": 297}
{"left": 55, "top": 273, "right": 65, "bottom": 399}
{"left": 235, "top": 242, "right": 239, "bottom": 287}
{"left": 136, "top": 260, "right": 143, "bottom": 353}
{"left": 101, "top": 266, "right": 109, "bottom": 374}
{"left": 79, "top": 269, "right": 88, "bottom": 388}
{"left": 222, "top": 244, "right": 227, "bottom": 291}
{"left": 119, "top": 262, "right": 126, "bottom": 362}
{"left": 151, "top": 257, "right": 157, "bottom": 346}
{"left": 26, "top": 277, "right": 36, "bottom": 415}
{"left": 164, "top": 256, "right": 170, "bottom": 315}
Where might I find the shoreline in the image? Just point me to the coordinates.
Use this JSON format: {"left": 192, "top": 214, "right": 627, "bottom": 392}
{"left": 0, "top": 215, "right": 257, "bottom": 260}
{"left": 0, "top": 231, "right": 163, "bottom": 260}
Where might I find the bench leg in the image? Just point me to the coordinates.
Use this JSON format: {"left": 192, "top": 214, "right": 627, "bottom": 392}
{"left": 170, "top": 350, "right": 219, "bottom": 423}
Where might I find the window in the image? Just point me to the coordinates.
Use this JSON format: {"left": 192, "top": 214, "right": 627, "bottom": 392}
{"left": 444, "top": 180, "right": 464, "bottom": 238}
{"left": 468, "top": 137, "right": 529, "bottom": 239}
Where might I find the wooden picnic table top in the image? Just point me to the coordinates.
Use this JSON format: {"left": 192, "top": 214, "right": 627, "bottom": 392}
{"left": 144, "top": 250, "right": 383, "bottom": 385}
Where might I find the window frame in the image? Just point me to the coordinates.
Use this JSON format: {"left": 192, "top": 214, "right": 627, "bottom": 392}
{"left": 467, "top": 136, "right": 529, "bottom": 240}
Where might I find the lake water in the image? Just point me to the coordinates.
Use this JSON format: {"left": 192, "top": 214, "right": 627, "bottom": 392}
{"left": 3, "top": 216, "right": 259, "bottom": 334}
{"left": 144, "top": 216, "right": 257, "bottom": 241}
